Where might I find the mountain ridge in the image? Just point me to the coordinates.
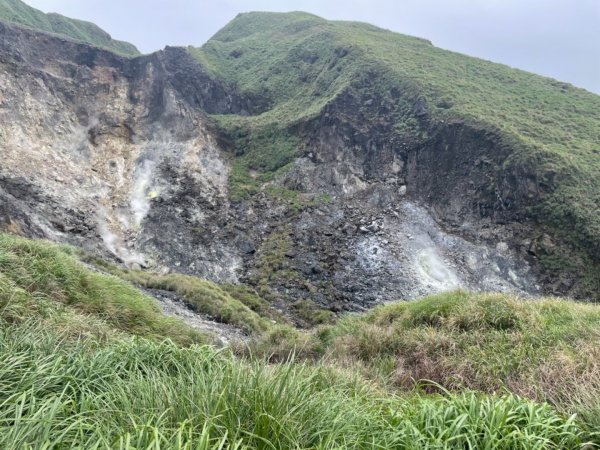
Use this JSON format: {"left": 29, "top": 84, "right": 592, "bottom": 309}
{"left": 0, "top": 0, "right": 139, "bottom": 56}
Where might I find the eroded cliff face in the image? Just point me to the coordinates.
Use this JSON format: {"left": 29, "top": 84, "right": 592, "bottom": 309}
{"left": 0, "top": 21, "right": 543, "bottom": 313}
{"left": 258, "top": 87, "right": 542, "bottom": 309}
{"left": 0, "top": 21, "right": 240, "bottom": 278}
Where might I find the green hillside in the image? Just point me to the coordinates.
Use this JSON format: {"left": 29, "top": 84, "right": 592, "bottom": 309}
{"left": 1, "top": 233, "right": 599, "bottom": 447}
{"left": 0, "top": 0, "right": 139, "bottom": 56}
{"left": 190, "top": 12, "right": 600, "bottom": 297}
{"left": 0, "top": 233, "right": 204, "bottom": 345}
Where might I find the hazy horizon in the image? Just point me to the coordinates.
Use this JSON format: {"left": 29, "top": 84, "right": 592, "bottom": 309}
{"left": 25, "top": 0, "right": 600, "bottom": 94}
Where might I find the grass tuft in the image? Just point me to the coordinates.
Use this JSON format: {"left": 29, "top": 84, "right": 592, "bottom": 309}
{"left": 0, "top": 233, "right": 205, "bottom": 345}
{"left": 0, "top": 319, "right": 592, "bottom": 449}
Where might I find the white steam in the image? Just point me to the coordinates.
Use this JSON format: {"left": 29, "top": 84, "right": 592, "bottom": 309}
{"left": 97, "top": 210, "right": 119, "bottom": 256}
{"left": 130, "top": 160, "right": 155, "bottom": 227}
{"left": 95, "top": 159, "right": 158, "bottom": 267}
{"left": 416, "top": 247, "right": 460, "bottom": 290}
{"left": 97, "top": 206, "right": 146, "bottom": 267}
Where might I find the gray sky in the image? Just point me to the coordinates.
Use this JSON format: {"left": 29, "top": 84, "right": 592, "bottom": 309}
{"left": 27, "top": 0, "right": 600, "bottom": 94}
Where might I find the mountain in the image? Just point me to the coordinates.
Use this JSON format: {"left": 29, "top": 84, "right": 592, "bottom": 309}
{"left": 0, "top": 9, "right": 598, "bottom": 311}
{"left": 0, "top": 7, "right": 600, "bottom": 310}
{"left": 1, "top": 5, "right": 600, "bottom": 447}
{"left": 192, "top": 11, "right": 600, "bottom": 299}
{"left": 0, "top": 0, "right": 139, "bottom": 55}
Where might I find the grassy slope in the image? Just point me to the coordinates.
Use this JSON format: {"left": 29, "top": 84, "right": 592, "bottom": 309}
{"left": 86, "top": 254, "right": 335, "bottom": 331}
{"left": 110, "top": 268, "right": 335, "bottom": 330}
{"left": 1, "top": 233, "right": 599, "bottom": 446}
{"left": 0, "top": 233, "right": 204, "bottom": 345}
{"left": 0, "top": 232, "right": 293, "bottom": 338}
{"left": 0, "top": 318, "right": 591, "bottom": 448}
{"left": 190, "top": 12, "right": 600, "bottom": 294}
{"left": 0, "top": 0, "right": 139, "bottom": 56}
{"left": 0, "top": 325, "right": 586, "bottom": 450}
{"left": 253, "top": 290, "right": 600, "bottom": 431}
{"left": 96, "top": 261, "right": 289, "bottom": 334}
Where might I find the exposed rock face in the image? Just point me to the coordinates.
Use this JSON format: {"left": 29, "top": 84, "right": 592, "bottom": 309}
{"left": 0, "top": 22, "right": 237, "bottom": 278}
{"left": 0, "top": 21, "right": 544, "bottom": 311}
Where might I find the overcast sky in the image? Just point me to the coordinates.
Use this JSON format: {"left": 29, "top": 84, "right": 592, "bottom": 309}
{"left": 26, "top": 0, "right": 600, "bottom": 94}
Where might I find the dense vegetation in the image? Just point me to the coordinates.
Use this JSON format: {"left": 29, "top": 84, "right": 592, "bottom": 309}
{"left": 0, "top": 234, "right": 203, "bottom": 345}
{"left": 0, "top": 322, "right": 591, "bottom": 449}
{"left": 1, "top": 233, "right": 600, "bottom": 448}
{"left": 190, "top": 11, "right": 600, "bottom": 297}
{"left": 0, "top": 0, "right": 139, "bottom": 55}
{"left": 254, "top": 291, "right": 600, "bottom": 431}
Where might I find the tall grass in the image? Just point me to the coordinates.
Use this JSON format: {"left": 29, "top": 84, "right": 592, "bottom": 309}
{"left": 252, "top": 290, "right": 600, "bottom": 436}
{"left": 0, "top": 234, "right": 205, "bottom": 345}
{"left": 0, "top": 319, "right": 592, "bottom": 449}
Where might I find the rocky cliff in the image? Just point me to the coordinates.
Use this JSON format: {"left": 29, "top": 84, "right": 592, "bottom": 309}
{"left": 0, "top": 11, "right": 598, "bottom": 315}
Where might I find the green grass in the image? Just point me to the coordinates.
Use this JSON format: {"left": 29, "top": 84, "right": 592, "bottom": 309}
{"left": 0, "top": 0, "right": 139, "bottom": 56}
{"left": 2, "top": 234, "right": 600, "bottom": 446}
{"left": 292, "top": 299, "right": 335, "bottom": 327}
{"left": 190, "top": 11, "right": 600, "bottom": 298}
{"left": 0, "top": 319, "right": 592, "bottom": 449}
{"left": 215, "top": 118, "right": 301, "bottom": 200}
{"left": 88, "top": 260, "right": 288, "bottom": 335}
{"left": 0, "top": 233, "right": 205, "bottom": 345}
{"left": 252, "top": 290, "right": 600, "bottom": 431}
{"left": 250, "top": 225, "right": 298, "bottom": 287}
